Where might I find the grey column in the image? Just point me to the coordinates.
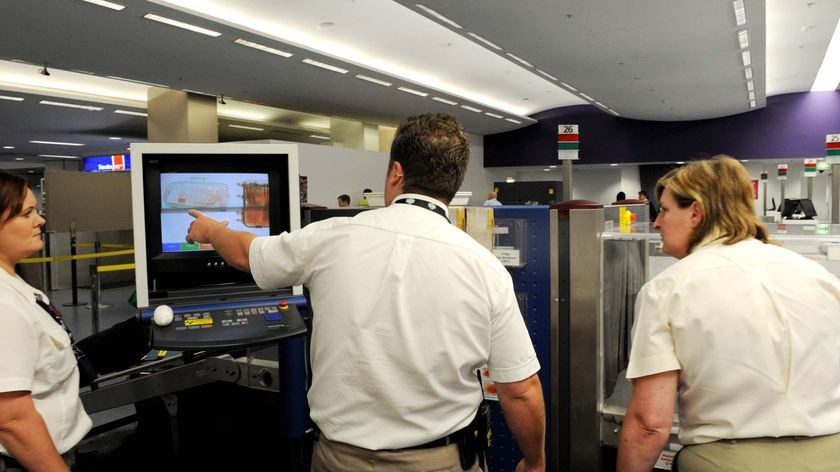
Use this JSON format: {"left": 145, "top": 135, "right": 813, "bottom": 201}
{"left": 147, "top": 88, "right": 218, "bottom": 143}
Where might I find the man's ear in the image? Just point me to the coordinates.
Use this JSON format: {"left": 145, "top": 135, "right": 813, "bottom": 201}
{"left": 389, "top": 161, "right": 404, "bottom": 183}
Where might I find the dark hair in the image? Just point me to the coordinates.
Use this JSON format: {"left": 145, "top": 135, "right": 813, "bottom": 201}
{"left": 615, "top": 191, "right": 626, "bottom": 201}
{"left": 390, "top": 113, "right": 469, "bottom": 202}
{"left": 0, "top": 171, "right": 29, "bottom": 224}
{"left": 638, "top": 190, "right": 649, "bottom": 199}
{"left": 337, "top": 194, "right": 351, "bottom": 204}
{"left": 655, "top": 155, "right": 770, "bottom": 251}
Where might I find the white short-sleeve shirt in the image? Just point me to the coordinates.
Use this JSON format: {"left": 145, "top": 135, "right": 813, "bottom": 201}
{"left": 627, "top": 239, "right": 840, "bottom": 444}
{"left": 250, "top": 194, "right": 540, "bottom": 450}
{"left": 0, "top": 270, "right": 92, "bottom": 454}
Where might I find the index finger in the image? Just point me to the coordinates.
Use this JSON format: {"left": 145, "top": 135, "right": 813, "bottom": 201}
{"left": 187, "top": 209, "right": 204, "bottom": 219}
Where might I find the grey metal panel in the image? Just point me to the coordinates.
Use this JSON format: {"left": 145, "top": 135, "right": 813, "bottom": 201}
{"left": 549, "top": 208, "right": 560, "bottom": 472}
{"left": 568, "top": 208, "right": 604, "bottom": 471}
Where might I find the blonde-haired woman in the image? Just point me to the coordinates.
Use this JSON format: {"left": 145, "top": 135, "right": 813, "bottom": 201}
{"left": 618, "top": 156, "right": 840, "bottom": 471}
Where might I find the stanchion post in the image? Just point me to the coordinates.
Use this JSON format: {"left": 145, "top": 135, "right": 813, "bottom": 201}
{"left": 89, "top": 264, "right": 100, "bottom": 333}
{"left": 63, "top": 220, "right": 85, "bottom": 307}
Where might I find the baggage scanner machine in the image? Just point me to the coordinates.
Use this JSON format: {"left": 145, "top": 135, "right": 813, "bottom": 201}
{"left": 79, "top": 144, "right": 311, "bottom": 469}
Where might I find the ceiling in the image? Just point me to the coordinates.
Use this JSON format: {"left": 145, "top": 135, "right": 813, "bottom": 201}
{"left": 0, "top": 0, "right": 837, "bottom": 166}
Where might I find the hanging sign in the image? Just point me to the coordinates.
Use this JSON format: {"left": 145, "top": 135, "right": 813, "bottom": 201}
{"left": 557, "top": 124, "right": 579, "bottom": 160}
{"left": 760, "top": 171, "right": 768, "bottom": 182}
{"left": 827, "top": 134, "right": 840, "bottom": 157}
{"left": 777, "top": 164, "right": 788, "bottom": 180}
{"left": 804, "top": 159, "right": 817, "bottom": 177}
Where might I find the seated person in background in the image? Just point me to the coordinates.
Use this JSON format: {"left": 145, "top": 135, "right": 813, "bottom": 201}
{"left": 613, "top": 191, "right": 626, "bottom": 204}
{"left": 357, "top": 188, "right": 372, "bottom": 207}
{"left": 483, "top": 191, "right": 502, "bottom": 206}
{"left": 617, "top": 155, "right": 840, "bottom": 472}
{"left": 337, "top": 194, "right": 351, "bottom": 207}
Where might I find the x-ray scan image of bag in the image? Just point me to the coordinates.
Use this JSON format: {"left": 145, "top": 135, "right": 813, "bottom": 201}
{"left": 163, "top": 181, "right": 230, "bottom": 209}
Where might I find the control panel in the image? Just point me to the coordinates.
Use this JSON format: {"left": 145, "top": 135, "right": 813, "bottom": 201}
{"left": 142, "top": 297, "right": 306, "bottom": 351}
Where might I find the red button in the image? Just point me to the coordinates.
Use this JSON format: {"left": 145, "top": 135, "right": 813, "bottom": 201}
{"left": 278, "top": 300, "right": 289, "bottom": 311}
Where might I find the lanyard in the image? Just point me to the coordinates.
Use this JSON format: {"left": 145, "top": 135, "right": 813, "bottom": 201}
{"left": 34, "top": 293, "right": 74, "bottom": 342}
{"left": 394, "top": 197, "right": 449, "bottom": 221}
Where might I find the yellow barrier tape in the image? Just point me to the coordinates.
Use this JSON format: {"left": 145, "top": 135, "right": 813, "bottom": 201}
{"left": 19, "top": 249, "right": 135, "bottom": 264}
{"left": 72, "top": 242, "right": 134, "bottom": 249}
{"left": 96, "top": 263, "right": 135, "bottom": 273}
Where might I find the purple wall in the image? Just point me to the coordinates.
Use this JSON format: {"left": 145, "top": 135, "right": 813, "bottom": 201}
{"left": 484, "top": 91, "right": 840, "bottom": 166}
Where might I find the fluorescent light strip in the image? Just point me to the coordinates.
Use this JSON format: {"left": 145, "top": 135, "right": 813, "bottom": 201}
{"left": 579, "top": 93, "right": 594, "bottom": 101}
{"left": 467, "top": 32, "right": 502, "bottom": 50}
{"left": 432, "top": 97, "right": 457, "bottom": 105}
{"left": 234, "top": 38, "right": 293, "bottom": 58}
{"left": 594, "top": 101, "right": 606, "bottom": 108}
{"left": 39, "top": 100, "right": 103, "bottom": 111}
{"left": 737, "top": 29, "right": 749, "bottom": 49}
{"left": 143, "top": 14, "right": 221, "bottom": 37}
{"left": 415, "top": 4, "right": 462, "bottom": 29}
{"left": 107, "top": 76, "right": 170, "bottom": 88}
{"left": 733, "top": 0, "right": 746, "bottom": 26}
{"left": 537, "top": 69, "right": 558, "bottom": 81}
{"left": 561, "top": 82, "right": 578, "bottom": 92}
{"left": 744, "top": 67, "right": 753, "bottom": 80}
{"left": 608, "top": 109, "right": 620, "bottom": 116}
{"left": 81, "top": 0, "right": 125, "bottom": 10}
{"left": 741, "top": 50, "right": 751, "bottom": 67}
{"left": 30, "top": 140, "right": 84, "bottom": 146}
{"left": 309, "top": 135, "right": 330, "bottom": 140}
{"left": 15, "top": 158, "right": 23, "bottom": 161}
{"left": 811, "top": 16, "right": 840, "bottom": 91}
{"left": 485, "top": 112, "right": 503, "bottom": 119}
{"left": 355, "top": 74, "right": 392, "bottom": 87}
{"left": 748, "top": 90, "right": 756, "bottom": 100}
{"left": 108, "top": 137, "right": 122, "bottom": 140}
{"left": 114, "top": 109, "right": 148, "bottom": 116}
{"left": 461, "top": 105, "right": 482, "bottom": 113}
{"left": 747, "top": 80, "right": 754, "bottom": 92}
{"left": 3, "top": 146, "right": 15, "bottom": 149}
{"left": 505, "top": 52, "right": 533, "bottom": 68}
{"left": 38, "top": 154, "right": 80, "bottom": 159}
{"left": 228, "top": 124, "right": 264, "bottom": 131}
{"left": 750, "top": 99, "right": 757, "bottom": 108}
{"left": 0, "top": 95, "right": 24, "bottom": 101}
{"left": 397, "top": 86, "right": 428, "bottom": 97}
{"left": 505, "top": 118, "right": 522, "bottom": 124}
{"left": 302, "top": 58, "right": 348, "bottom": 74}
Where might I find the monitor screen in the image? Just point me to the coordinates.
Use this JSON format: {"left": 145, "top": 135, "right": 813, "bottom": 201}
{"left": 131, "top": 143, "right": 301, "bottom": 307}
{"left": 798, "top": 198, "right": 817, "bottom": 218}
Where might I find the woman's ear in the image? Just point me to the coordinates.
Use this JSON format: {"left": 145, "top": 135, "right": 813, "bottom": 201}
{"left": 689, "top": 201, "right": 703, "bottom": 228}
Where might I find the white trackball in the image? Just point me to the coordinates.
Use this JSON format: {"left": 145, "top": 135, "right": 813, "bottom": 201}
{"left": 152, "top": 305, "right": 174, "bottom": 327}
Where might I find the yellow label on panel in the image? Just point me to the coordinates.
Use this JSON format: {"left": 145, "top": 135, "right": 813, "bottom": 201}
{"left": 184, "top": 318, "right": 213, "bottom": 327}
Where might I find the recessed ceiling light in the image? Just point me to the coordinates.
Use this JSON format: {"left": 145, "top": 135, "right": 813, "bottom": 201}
{"left": 461, "top": 105, "right": 482, "bottom": 113}
{"left": 302, "top": 58, "right": 348, "bottom": 74}
{"left": 114, "top": 109, "right": 148, "bottom": 116}
{"left": 750, "top": 99, "right": 757, "bottom": 108}
{"left": 744, "top": 67, "right": 753, "bottom": 80}
{"left": 561, "top": 82, "right": 578, "bottom": 92}
{"left": 609, "top": 163, "right": 619, "bottom": 167}
{"left": 741, "top": 50, "right": 752, "bottom": 67}
{"left": 543, "top": 168, "right": 551, "bottom": 171}
{"left": 505, "top": 52, "right": 533, "bottom": 68}
{"left": 505, "top": 118, "right": 522, "bottom": 124}
{"left": 3, "top": 146, "right": 14, "bottom": 149}
{"left": 228, "top": 124, "right": 264, "bottom": 131}
{"left": 579, "top": 93, "right": 594, "bottom": 101}
{"left": 355, "top": 74, "right": 392, "bottom": 87}
{"left": 676, "top": 161, "right": 685, "bottom": 165}
{"left": 309, "top": 135, "right": 330, "bottom": 140}
{"left": 398, "top": 86, "right": 428, "bottom": 97}
{"left": 108, "top": 137, "right": 122, "bottom": 140}
{"left": 0, "top": 95, "right": 24, "bottom": 102}
{"left": 415, "top": 4, "right": 463, "bottom": 29}
{"left": 747, "top": 80, "right": 754, "bottom": 91}
{"left": 748, "top": 90, "right": 756, "bottom": 100}
{"left": 607, "top": 109, "right": 621, "bottom": 116}
{"left": 549, "top": 165, "right": 558, "bottom": 168}
{"left": 106, "top": 76, "right": 170, "bottom": 88}
{"left": 737, "top": 29, "right": 749, "bottom": 49}
{"left": 537, "top": 70, "right": 558, "bottom": 81}
{"left": 732, "top": 0, "right": 746, "bottom": 26}
{"left": 38, "top": 154, "right": 80, "bottom": 159}
{"left": 432, "top": 97, "right": 457, "bottom": 105}
{"left": 39, "top": 100, "right": 103, "bottom": 111}
{"left": 14, "top": 157, "right": 24, "bottom": 161}
{"left": 81, "top": 0, "right": 125, "bottom": 11}
{"left": 485, "top": 112, "right": 503, "bottom": 119}
{"left": 467, "top": 32, "right": 502, "bottom": 50}
{"left": 30, "top": 140, "right": 84, "bottom": 146}
{"left": 234, "top": 38, "right": 293, "bottom": 58}
{"left": 143, "top": 13, "right": 221, "bottom": 37}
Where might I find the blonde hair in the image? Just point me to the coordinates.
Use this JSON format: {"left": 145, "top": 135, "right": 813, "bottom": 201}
{"left": 655, "top": 155, "right": 770, "bottom": 252}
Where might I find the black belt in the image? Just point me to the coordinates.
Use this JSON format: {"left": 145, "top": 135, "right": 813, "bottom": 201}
{"left": 0, "top": 455, "right": 22, "bottom": 469}
{"left": 411, "top": 424, "right": 471, "bottom": 449}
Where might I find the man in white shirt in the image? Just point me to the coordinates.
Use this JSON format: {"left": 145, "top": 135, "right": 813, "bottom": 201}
{"left": 186, "top": 113, "right": 545, "bottom": 472}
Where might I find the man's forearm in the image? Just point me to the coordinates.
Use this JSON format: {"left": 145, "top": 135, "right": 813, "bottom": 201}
{"left": 206, "top": 225, "right": 255, "bottom": 272}
{"left": 616, "top": 415, "right": 670, "bottom": 472}
{"left": 497, "top": 374, "right": 546, "bottom": 469}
